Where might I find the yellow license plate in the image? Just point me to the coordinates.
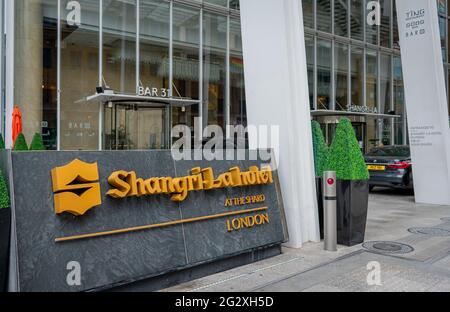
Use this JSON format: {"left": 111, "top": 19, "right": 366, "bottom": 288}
{"left": 367, "top": 165, "right": 386, "bottom": 171}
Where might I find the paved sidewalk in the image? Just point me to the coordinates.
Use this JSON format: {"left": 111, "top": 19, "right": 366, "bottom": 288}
{"left": 162, "top": 188, "right": 450, "bottom": 292}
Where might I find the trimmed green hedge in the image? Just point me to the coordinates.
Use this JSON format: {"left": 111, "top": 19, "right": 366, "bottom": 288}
{"left": 0, "top": 170, "right": 9, "bottom": 209}
{"left": 325, "top": 118, "right": 369, "bottom": 181}
{"left": 30, "top": 133, "right": 46, "bottom": 151}
{"left": 0, "top": 134, "right": 5, "bottom": 150}
{"left": 311, "top": 120, "right": 328, "bottom": 178}
{"left": 13, "top": 133, "right": 28, "bottom": 151}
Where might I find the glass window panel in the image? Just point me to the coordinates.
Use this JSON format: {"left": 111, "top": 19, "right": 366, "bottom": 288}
{"left": 302, "top": 0, "right": 314, "bottom": 29}
{"left": 15, "top": 0, "right": 58, "bottom": 150}
{"left": 230, "top": 19, "right": 246, "bottom": 127}
{"left": 102, "top": 0, "right": 137, "bottom": 94}
{"left": 351, "top": 47, "right": 364, "bottom": 106}
{"left": 351, "top": 0, "right": 364, "bottom": 41}
{"left": 334, "top": 0, "right": 349, "bottom": 37}
{"left": 317, "top": 1, "right": 332, "bottom": 33}
{"left": 366, "top": 49, "right": 378, "bottom": 109}
{"left": 393, "top": 0, "right": 400, "bottom": 48}
{"left": 203, "top": 0, "right": 228, "bottom": 7}
{"left": 60, "top": 0, "right": 100, "bottom": 150}
{"left": 381, "top": 119, "right": 392, "bottom": 146}
{"left": 203, "top": 12, "right": 227, "bottom": 129}
{"left": 139, "top": 0, "right": 170, "bottom": 92}
{"left": 366, "top": 0, "right": 378, "bottom": 44}
{"left": 172, "top": 5, "right": 200, "bottom": 139}
{"left": 380, "top": 53, "right": 391, "bottom": 114}
{"left": 317, "top": 39, "right": 332, "bottom": 110}
{"left": 439, "top": 15, "right": 446, "bottom": 62}
{"left": 305, "top": 35, "right": 315, "bottom": 110}
{"left": 229, "top": 0, "right": 240, "bottom": 10}
{"left": 335, "top": 42, "right": 349, "bottom": 111}
{"left": 393, "top": 56, "right": 404, "bottom": 145}
{"left": 380, "top": 0, "right": 392, "bottom": 48}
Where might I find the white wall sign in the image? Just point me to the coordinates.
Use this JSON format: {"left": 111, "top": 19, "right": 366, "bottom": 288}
{"left": 240, "top": 0, "right": 320, "bottom": 248}
{"left": 138, "top": 86, "right": 170, "bottom": 98}
{"left": 396, "top": 0, "right": 450, "bottom": 205}
{"left": 66, "top": 1, "right": 81, "bottom": 27}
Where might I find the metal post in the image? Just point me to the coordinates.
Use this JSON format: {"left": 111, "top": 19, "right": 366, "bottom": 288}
{"left": 323, "top": 171, "right": 337, "bottom": 252}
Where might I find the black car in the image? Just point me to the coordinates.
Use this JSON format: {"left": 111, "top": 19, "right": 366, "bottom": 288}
{"left": 364, "top": 145, "right": 413, "bottom": 191}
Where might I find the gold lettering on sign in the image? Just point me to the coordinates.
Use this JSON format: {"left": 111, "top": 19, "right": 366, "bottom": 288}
{"left": 226, "top": 213, "right": 270, "bottom": 232}
{"left": 107, "top": 166, "right": 273, "bottom": 202}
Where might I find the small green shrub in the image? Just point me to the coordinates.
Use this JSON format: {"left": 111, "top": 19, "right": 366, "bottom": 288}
{"left": 13, "top": 133, "right": 28, "bottom": 151}
{"left": 0, "top": 170, "right": 9, "bottom": 209}
{"left": 30, "top": 133, "right": 46, "bottom": 151}
{"left": 311, "top": 120, "right": 328, "bottom": 178}
{"left": 325, "top": 118, "right": 369, "bottom": 180}
{"left": 0, "top": 134, "right": 5, "bottom": 150}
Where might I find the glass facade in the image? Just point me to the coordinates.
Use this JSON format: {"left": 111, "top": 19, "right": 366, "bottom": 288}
{"left": 5, "top": 0, "right": 450, "bottom": 153}
{"left": 9, "top": 0, "right": 244, "bottom": 151}
{"left": 303, "top": 0, "right": 450, "bottom": 152}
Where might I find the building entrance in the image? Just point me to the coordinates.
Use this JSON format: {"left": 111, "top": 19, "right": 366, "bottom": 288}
{"left": 104, "top": 102, "right": 168, "bottom": 150}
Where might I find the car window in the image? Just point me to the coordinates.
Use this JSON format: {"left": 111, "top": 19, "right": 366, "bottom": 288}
{"left": 367, "top": 147, "right": 410, "bottom": 157}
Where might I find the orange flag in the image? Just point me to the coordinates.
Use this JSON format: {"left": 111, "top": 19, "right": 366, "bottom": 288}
{"left": 12, "top": 106, "right": 22, "bottom": 145}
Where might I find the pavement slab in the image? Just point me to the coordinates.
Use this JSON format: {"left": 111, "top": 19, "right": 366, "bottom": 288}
{"left": 162, "top": 188, "right": 450, "bottom": 292}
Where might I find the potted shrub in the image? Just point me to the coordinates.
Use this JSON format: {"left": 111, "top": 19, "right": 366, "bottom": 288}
{"left": 0, "top": 134, "right": 5, "bottom": 150}
{"left": 325, "top": 118, "right": 370, "bottom": 246}
{"left": 13, "top": 133, "right": 28, "bottom": 151}
{"left": 311, "top": 120, "right": 328, "bottom": 239}
{"left": 29, "top": 133, "right": 46, "bottom": 151}
{"left": 0, "top": 169, "right": 10, "bottom": 292}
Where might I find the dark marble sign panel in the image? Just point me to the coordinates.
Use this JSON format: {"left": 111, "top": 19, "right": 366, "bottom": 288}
{"left": 9, "top": 150, "right": 287, "bottom": 291}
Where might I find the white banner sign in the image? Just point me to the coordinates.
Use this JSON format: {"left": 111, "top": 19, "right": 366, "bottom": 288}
{"left": 396, "top": 0, "right": 450, "bottom": 205}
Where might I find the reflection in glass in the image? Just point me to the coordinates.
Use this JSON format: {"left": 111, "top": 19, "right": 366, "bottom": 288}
{"left": 393, "top": 0, "right": 400, "bottom": 48}
{"left": 139, "top": 0, "right": 170, "bottom": 92}
{"left": 380, "top": 0, "right": 391, "bottom": 48}
{"left": 230, "top": 19, "right": 246, "bottom": 127}
{"left": 394, "top": 56, "right": 405, "bottom": 145}
{"left": 305, "top": 36, "right": 315, "bottom": 110}
{"left": 14, "top": 0, "right": 58, "bottom": 149}
{"left": 102, "top": 0, "right": 137, "bottom": 94}
{"left": 60, "top": 0, "right": 100, "bottom": 150}
{"left": 335, "top": 43, "right": 349, "bottom": 111}
{"left": 172, "top": 5, "right": 200, "bottom": 140}
{"left": 366, "top": 0, "right": 378, "bottom": 44}
{"left": 351, "top": 47, "right": 364, "bottom": 106}
{"left": 302, "top": 0, "right": 314, "bottom": 29}
{"left": 366, "top": 49, "right": 378, "bottom": 109}
{"left": 380, "top": 53, "right": 391, "bottom": 114}
{"left": 317, "top": 1, "right": 331, "bottom": 33}
{"left": 204, "top": 0, "right": 228, "bottom": 7}
{"left": 334, "top": 0, "right": 348, "bottom": 37}
{"left": 203, "top": 12, "right": 227, "bottom": 128}
{"left": 317, "top": 39, "right": 331, "bottom": 110}
{"left": 351, "top": 0, "right": 364, "bottom": 41}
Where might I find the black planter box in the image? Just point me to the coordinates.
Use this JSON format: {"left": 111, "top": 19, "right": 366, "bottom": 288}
{"left": 336, "top": 180, "right": 369, "bottom": 247}
{"left": 315, "top": 177, "right": 324, "bottom": 239}
{"left": 0, "top": 208, "right": 10, "bottom": 292}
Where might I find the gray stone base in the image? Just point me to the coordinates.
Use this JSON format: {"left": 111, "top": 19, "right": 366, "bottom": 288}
{"left": 109, "top": 245, "right": 282, "bottom": 292}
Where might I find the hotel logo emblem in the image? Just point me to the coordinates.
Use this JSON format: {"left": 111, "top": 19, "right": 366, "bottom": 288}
{"left": 51, "top": 159, "right": 102, "bottom": 216}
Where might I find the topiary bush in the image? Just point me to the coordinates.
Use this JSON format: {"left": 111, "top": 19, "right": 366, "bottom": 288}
{"left": 311, "top": 120, "right": 328, "bottom": 178}
{"left": 29, "top": 133, "right": 46, "bottom": 151}
{"left": 0, "top": 134, "right": 5, "bottom": 150}
{"left": 0, "top": 170, "right": 9, "bottom": 209}
{"left": 13, "top": 133, "right": 28, "bottom": 152}
{"left": 325, "top": 118, "right": 369, "bottom": 180}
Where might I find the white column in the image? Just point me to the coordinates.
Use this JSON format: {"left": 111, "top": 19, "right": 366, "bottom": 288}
{"left": 240, "top": 0, "right": 320, "bottom": 248}
{"left": 4, "top": 0, "right": 14, "bottom": 148}
{"left": 396, "top": 0, "right": 450, "bottom": 205}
